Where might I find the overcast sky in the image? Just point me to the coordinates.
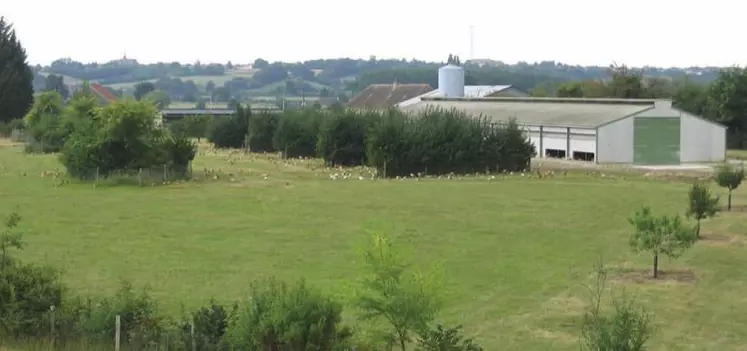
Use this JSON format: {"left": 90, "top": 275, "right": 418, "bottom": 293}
{"left": 3, "top": 0, "right": 744, "bottom": 67}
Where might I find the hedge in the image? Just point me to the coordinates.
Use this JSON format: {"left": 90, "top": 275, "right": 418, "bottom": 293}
{"left": 212, "top": 106, "right": 535, "bottom": 178}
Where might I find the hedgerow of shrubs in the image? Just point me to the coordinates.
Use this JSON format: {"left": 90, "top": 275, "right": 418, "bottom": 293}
{"left": 247, "top": 111, "right": 279, "bottom": 152}
{"left": 273, "top": 109, "right": 323, "bottom": 158}
{"left": 317, "top": 109, "right": 377, "bottom": 166}
{"left": 211, "top": 105, "right": 535, "bottom": 178}
{"left": 206, "top": 105, "right": 251, "bottom": 149}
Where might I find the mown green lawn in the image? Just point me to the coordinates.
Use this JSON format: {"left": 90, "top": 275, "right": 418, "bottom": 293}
{"left": 0, "top": 142, "right": 746, "bottom": 350}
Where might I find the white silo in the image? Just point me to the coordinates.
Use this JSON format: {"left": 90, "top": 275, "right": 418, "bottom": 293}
{"left": 438, "top": 64, "right": 465, "bottom": 98}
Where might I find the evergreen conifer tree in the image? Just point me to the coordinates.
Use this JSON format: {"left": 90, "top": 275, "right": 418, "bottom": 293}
{"left": 0, "top": 17, "right": 34, "bottom": 123}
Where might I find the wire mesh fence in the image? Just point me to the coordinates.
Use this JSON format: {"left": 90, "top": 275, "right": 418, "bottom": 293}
{"left": 73, "top": 164, "right": 196, "bottom": 187}
{"left": 40, "top": 163, "right": 268, "bottom": 189}
{"left": 23, "top": 137, "right": 65, "bottom": 154}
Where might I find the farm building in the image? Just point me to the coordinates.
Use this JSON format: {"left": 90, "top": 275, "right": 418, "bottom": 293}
{"left": 399, "top": 63, "right": 727, "bottom": 165}
{"left": 401, "top": 96, "right": 727, "bottom": 165}
{"left": 347, "top": 83, "right": 434, "bottom": 109}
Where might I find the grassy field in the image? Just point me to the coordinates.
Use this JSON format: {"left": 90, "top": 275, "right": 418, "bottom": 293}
{"left": 1, "top": 141, "right": 746, "bottom": 350}
{"left": 728, "top": 149, "right": 747, "bottom": 160}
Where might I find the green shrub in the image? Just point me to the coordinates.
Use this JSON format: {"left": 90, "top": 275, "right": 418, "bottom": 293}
{"left": 273, "top": 110, "right": 321, "bottom": 158}
{"left": 366, "top": 107, "right": 534, "bottom": 178}
{"left": 170, "top": 115, "right": 212, "bottom": 141}
{"left": 0, "top": 263, "right": 64, "bottom": 338}
{"left": 416, "top": 325, "right": 483, "bottom": 351}
{"left": 208, "top": 107, "right": 249, "bottom": 149}
{"left": 72, "top": 281, "right": 166, "bottom": 348}
{"left": 226, "top": 277, "right": 352, "bottom": 350}
{"left": 0, "top": 212, "right": 64, "bottom": 339}
{"left": 317, "top": 110, "right": 375, "bottom": 166}
{"left": 580, "top": 262, "right": 653, "bottom": 351}
{"left": 177, "top": 301, "right": 235, "bottom": 351}
{"left": 59, "top": 99, "right": 196, "bottom": 181}
{"left": 57, "top": 122, "right": 105, "bottom": 180}
{"left": 23, "top": 91, "right": 65, "bottom": 129}
{"left": 24, "top": 112, "right": 67, "bottom": 153}
{"left": 207, "top": 117, "right": 247, "bottom": 149}
{"left": 22, "top": 91, "right": 66, "bottom": 153}
{"left": 247, "top": 112, "right": 278, "bottom": 152}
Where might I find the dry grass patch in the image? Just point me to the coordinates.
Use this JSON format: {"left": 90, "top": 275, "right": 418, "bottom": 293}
{"left": 609, "top": 266, "right": 696, "bottom": 284}
{"left": 699, "top": 231, "right": 744, "bottom": 247}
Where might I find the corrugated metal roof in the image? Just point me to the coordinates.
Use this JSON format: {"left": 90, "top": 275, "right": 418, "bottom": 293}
{"left": 396, "top": 85, "right": 515, "bottom": 108}
{"left": 90, "top": 83, "right": 118, "bottom": 103}
{"left": 347, "top": 84, "right": 434, "bottom": 108}
{"left": 400, "top": 97, "right": 656, "bottom": 128}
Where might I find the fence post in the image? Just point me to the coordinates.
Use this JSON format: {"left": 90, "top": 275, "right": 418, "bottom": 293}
{"left": 94, "top": 167, "right": 99, "bottom": 191}
{"left": 138, "top": 168, "right": 143, "bottom": 187}
{"left": 115, "top": 314, "right": 121, "bottom": 351}
{"left": 191, "top": 318, "right": 196, "bottom": 351}
{"left": 49, "top": 305, "right": 55, "bottom": 350}
{"left": 163, "top": 164, "right": 168, "bottom": 182}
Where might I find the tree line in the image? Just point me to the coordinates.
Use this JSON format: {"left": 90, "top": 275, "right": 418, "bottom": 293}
{"left": 176, "top": 105, "right": 536, "bottom": 178}
{"left": 47, "top": 57, "right": 227, "bottom": 84}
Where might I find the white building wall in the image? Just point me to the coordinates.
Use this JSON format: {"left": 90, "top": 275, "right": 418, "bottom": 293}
{"left": 522, "top": 125, "right": 596, "bottom": 158}
{"left": 680, "top": 112, "right": 727, "bottom": 162}
{"left": 596, "top": 117, "right": 634, "bottom": 163}
{"left": 596, "top": 103, "right": 727, "bottom": 164}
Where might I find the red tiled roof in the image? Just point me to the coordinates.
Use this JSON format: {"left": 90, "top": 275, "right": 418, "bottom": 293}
{"left": 90, "top": 83, "right": 117, "bottom": 103}
{"left": 347, "top": 84, "right": 434, "bottom": 109}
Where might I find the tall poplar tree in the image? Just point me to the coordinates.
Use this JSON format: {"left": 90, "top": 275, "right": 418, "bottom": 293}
{"left": 0, "top": 17, "right": 34, "bottom": 123}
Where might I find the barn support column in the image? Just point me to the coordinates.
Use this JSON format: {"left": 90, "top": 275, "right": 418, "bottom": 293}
{"left": 566, "top": 127, "right": 571, "bottom": 160}
{"left": 539, "top": 126, "right": 544, "bottom": 157}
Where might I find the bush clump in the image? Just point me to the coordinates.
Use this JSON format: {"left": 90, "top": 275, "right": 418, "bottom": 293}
{"left": 273, "top": 109, "right": 322, "bottom": 158}
{"left": 59, "top": 99, "right": 197, "bottom": 180}
{"left": 226, "top": 277, "right": 352, "bottom": 350}
{"left": 0, "top": 212, "right": 64, "bottom": 339}
{"left": 247, "top": 111, "right": 278, "bottom": 152}
{"left": 207, "top": 105, "right": 250, "bottom": 149}
{"left": 317, "top": 109, "right": 376, "bottom": 166}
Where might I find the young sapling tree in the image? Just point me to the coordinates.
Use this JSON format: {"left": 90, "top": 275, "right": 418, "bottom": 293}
{"left": 355, "top": 234, "right": 442, "bottom": 351}
{"left": 628, "top": 206, "right": 696, "bottom": 278}
{"left": 715, "top": 163, "right": 745, "bottom": 211}
{"left": 580, "top": 260, "right": 653, "bottom": 351}
{"left": 685, "top": 182, "right": 719, "bottom": 238}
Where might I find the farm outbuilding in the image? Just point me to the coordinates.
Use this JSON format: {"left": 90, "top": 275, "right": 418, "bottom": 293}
{"left": 400, "top": 96, "right": 727, "bottom": 165}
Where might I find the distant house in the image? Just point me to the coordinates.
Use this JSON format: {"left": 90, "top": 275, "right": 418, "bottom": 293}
{"left": 347, "top": 83, "right": 434, "bottom": 109}
{"left": 68, "top": 82, "right": 118, "bottom": 105}
{"left": 89, "top": 83, "right": 118, "bottom": 105}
